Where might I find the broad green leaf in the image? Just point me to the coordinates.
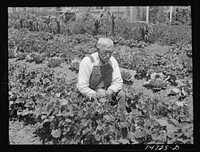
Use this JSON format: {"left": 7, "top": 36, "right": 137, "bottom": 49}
{"left": 65, "top": 140, "right": 71, "bottom": 144}
{"left": 149, "top": 114, "right": 156, "bottom": 120}
{"left": 43, "top": 118, "right": 50, "bottom": 123}
{"left": 21, "top": 109, "right": 33, "bottom": 116}
{"left": 176, "top": 101, "right": 185, "bottom": 107}
{"left": 176, "top": 138, "right": 188, "bottom": 144}
{"left": 155, "top": 140, "right": 165, "bottom": 144}
{"left": 167, "top": 131, "right": 175, "bottom": 138}
{"left": 109, "top": 115, "right": 115, "bottom": 121}
{"left": 104, "top": 127, "right": 110, "bottom": 134}
{"left": 169, "top": 118, "right": 180, "bottom": 126}
{"left": 121, "top": 122, "right": 130, "bottom": 128}
{"left": 134, "top": 129, "right": 146, "bottom": 138}
{"left": 81, "top": 119, "right": 88, "bottom": 127}
{"left": 171, "top": 88, "right": 180, "bottom": 94}
{"left": 131, "top": 109, "right": 139, "bottom": 115}
{"left": 51, "top": 128, "right": 61, "bottom": 138}
{"left": 127, "top": 132, "right": 135, "bottom": 142}
{"left": 82, "top": 128, "right": 90, "bottom": 135}
{"left": 9, "top": 91, "right": 12, "bottom": 96}
{"left": 95, "top": 134, "right": 101, "bottom": 141}
{"left": 49, "top": 116, "right": 54, "bottom": 121}
{"left": 58, "top": 120, "right": 64, "bottom": 127}
{"left": 65, "top": 118, "right": 72, "bottom": 123}
{"left": 155, "top": 118, "right": 169, "bottom": 126}
{"left": 78, "top": 109, "right": 83, "bottom": 117}
{"left": 110, "top": 140, "right": 119, "bottom": 144}
{"left": 55, "top": 93, "right": 61, "bottom": 97}
{"left": 147, "top": 141, "right": 156, "bottom": 144}
{"left": 41, "top": 115, "right": 47, "bottom": 120}
{"left": 24, "top": 102, "right": 30, "bottom": 108}
{"left": 15, "top": 97, "right": 25, "bottom": 104}
{"left": 167, "top": 124, "right": 179, "bottom": 133}
{"left": 50, "top": 96, "right": 58, "bottom": 102}
{"left": 41, "top": 111, "right": 49, "bottom": 115}
{"left": 109, "top": 125, "right": 116, "bottom": 133}
{"left": 118, "top": 138, "right": 129, "bottom": 144}
{"left": 68, "top": 104, "right": 73, "bottom": 111}
{"left": 151, "top": 132, "right": 159, "bottom": 139}
{"left": 34, "top": 109, "right": 41, "bottom": 118}
{"left": 17, "top": 110, "right": 22, "bottom": 115}
{"left": 9, "top": 101, "right": 14, "bottom": 106}
{"left": 96, "top": 125, "right": 103, "bottom": 131}
{"left": 104, "top": 115, "right": 111, "bottom": 121}
{"left": 70, "top": 140, "right": 77, "bottom": 144}
{"left": 181, "top": 125, "right": 193, "bottom": 138}
{"left": 46, "top": 102, "right": 53, "bottom": 111}
{"left": 68, "top": 111, "right": 74, "bottom": 117}
{"left": 59, "top": 99, "right": 68, "bottom": 106}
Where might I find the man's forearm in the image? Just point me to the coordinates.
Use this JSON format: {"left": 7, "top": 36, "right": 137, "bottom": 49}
{"left": 107, "top": 82, "right": 123, "bottom": 93}
{"left": 78, "top": 86, "right": 97, "bottom": 98}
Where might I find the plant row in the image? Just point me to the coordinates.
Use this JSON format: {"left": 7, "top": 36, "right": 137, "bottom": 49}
{"left": 8, "top": 11, "right": 191, "bottom": 45}
{"left": 9, "top": 58, "right": 193, "bottom": 144}
{"left": 8, "top": 27, "right": 193, "bottom": 144}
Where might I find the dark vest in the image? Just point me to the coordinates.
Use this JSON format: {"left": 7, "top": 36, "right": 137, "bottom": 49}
{"left": 88, "top": 55, "right": 113, "bottom": 91}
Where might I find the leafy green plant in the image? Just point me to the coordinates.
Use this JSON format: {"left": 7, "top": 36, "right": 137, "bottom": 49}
{"left": 8, "top": 21, "right": 193, "bottom": 145}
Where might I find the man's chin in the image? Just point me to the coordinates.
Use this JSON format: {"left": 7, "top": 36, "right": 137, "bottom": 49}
{"left": 102, "top": 60, "right": 109, "bottom": 64}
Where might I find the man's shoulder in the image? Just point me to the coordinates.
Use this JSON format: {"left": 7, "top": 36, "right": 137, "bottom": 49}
{"left": 90, "top": 52, "right": 98, "bottom": 58}
{"left": 82, "top": 52, "right": 97, "bottom": 63}
{"left": 110, "top": 56, "right": 117, "bottom": 63}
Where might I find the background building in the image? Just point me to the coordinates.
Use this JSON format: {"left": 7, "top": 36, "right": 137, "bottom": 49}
{"left": 8, "top": 7, "right": 146, "bottom": 21}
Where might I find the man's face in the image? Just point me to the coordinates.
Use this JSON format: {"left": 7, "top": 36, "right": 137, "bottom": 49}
{"left": 98, "top": 49, "right": 113, "bottom": 63}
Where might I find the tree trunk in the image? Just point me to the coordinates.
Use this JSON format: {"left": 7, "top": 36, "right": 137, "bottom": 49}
{"left": 106, "top": 7, "right": 110, "bottom": 36}
{"left": 36, "top": 22, "right": 39, "bottom": 31}
{"left": 56, "top": 20, "right": 60, "bottom": 34}
{"left": 111, "top": 14, "right": 115, "bottom": 36}
{"left": 20, "top": 18, "right": 23, "bottom": 28}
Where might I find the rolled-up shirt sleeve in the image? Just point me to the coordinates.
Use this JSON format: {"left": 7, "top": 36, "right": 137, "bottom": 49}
{"left": 108, "top": 57, "right": 123, "bottom": 93}
{"left": 77, "top": 57, "right": 96, "bottom": 97}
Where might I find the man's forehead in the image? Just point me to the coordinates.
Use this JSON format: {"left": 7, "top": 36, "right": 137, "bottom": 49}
{"left": 97, "top": 38, "right": 114, "bottom": 50}
{"left": 98, "top": 38, "right": 113, "bottom": 44}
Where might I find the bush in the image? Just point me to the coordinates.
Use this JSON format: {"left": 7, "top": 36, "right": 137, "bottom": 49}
{"left": 151, "top": 24, "right": 191, "bottom": 45}
{"left": 172, "top": 7, "right": 191, "bottom": 25}
{"left": 70, "top": 13, "right": 95, "bottom": 35}
{"left": 8, "top": 11, "right": 192, "bottom": 46}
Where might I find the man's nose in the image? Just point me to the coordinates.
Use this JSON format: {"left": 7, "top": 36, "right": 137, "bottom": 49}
{"left": 106, "top": 53, "right": 110, "bottom": 58}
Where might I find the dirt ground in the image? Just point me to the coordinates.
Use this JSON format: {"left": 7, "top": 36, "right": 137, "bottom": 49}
{"left": 9, "top": 120, "right": 42, "bottom": 144}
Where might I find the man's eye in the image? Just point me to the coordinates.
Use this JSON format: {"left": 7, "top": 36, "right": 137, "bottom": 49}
{"left": 105, "top": 51, "right": 112, "bottom": 54}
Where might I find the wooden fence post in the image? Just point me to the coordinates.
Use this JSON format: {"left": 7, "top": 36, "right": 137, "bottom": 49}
{"left": 169, "top": 6, "right": 173, "bottom": 23}
{"left": 146, "top": 6, "right": 149, "bottom": 24}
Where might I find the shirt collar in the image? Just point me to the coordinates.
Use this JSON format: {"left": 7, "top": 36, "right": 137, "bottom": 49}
{"left": 95, "top": 52, "right": 112, "bottom": 66}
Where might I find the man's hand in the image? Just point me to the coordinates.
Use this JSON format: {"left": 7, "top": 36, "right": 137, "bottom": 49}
{"left": 106, "top": 89, "right": 113, "bottom": 99}
{"left": 91, "top": 93, "right": 97, "bottom": 100}
{"left": 99, "top": 98, "right": 107, "bottom": 104}
{"left": 97, "top": 89, "right": 106, "bottom": 98}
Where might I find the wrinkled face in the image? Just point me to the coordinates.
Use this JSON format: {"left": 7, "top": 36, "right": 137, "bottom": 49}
{"left": 98, "top": 49, "right": 113, "bottom": 63}
{"left": 97, "top": 37, "right": 114, "bottom": 64}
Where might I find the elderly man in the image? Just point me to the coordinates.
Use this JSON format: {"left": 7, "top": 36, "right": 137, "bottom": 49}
{"left": 77, "top": 37, "right": 127, "bottom": 115}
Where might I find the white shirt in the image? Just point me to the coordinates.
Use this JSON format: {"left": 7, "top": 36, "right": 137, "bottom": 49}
{"left": 77, "top": 52, "right": 123, "bottom": 98}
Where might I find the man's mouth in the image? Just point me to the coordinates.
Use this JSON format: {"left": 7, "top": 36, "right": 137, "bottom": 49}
{"left": 102, "top": 57, "right": 109, "bottom": 61}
